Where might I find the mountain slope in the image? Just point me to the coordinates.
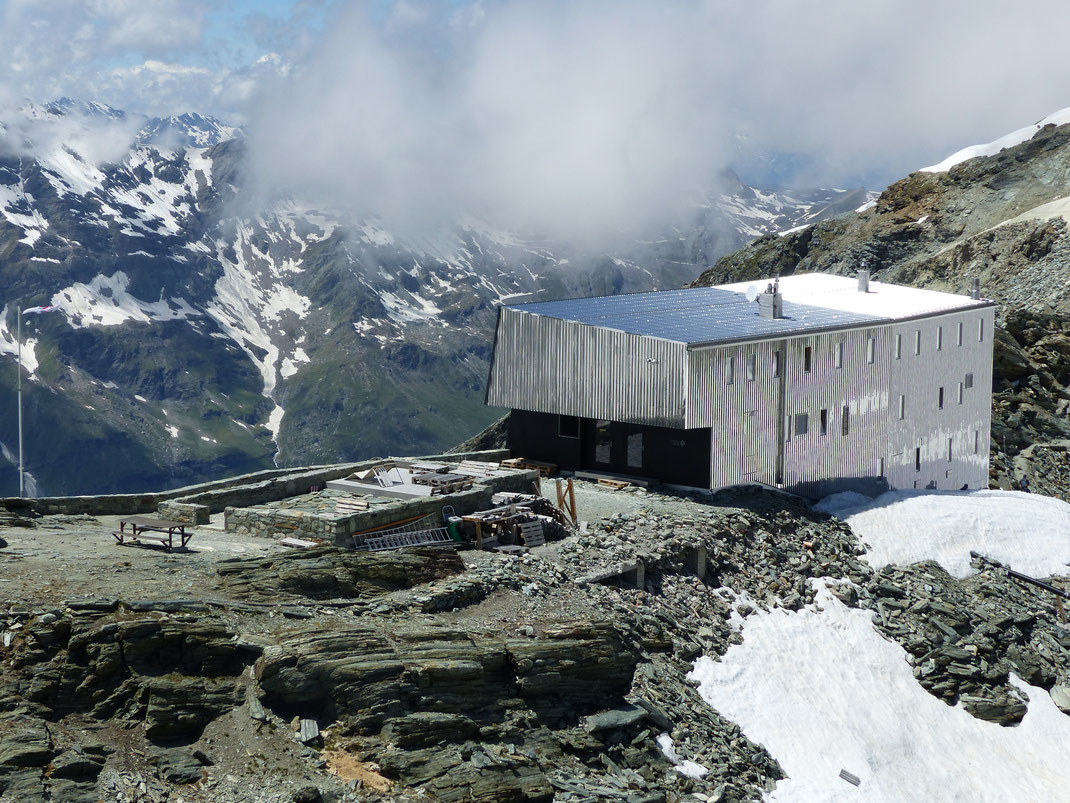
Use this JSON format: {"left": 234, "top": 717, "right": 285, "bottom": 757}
{"left": 0, "top": 99, "right": 869, "bottom": 495}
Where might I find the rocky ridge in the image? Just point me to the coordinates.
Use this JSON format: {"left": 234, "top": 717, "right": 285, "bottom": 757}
{"left": 1, "top": 484, "right": 1068, "bottom": 802}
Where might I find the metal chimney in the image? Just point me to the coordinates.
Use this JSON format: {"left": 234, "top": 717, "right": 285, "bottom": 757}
{"left": 858, "top": 269, "right": 870, "bottom": 293}
{"left": 758, "top": 280, "right": 783, "bottom": 319}
{"left": 971, "top": 277, "right": 981, "bottom": 300}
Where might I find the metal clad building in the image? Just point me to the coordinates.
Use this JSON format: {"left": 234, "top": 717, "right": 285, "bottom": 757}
{"left": 486, "top": 273, "right": 995, "bottom": 496}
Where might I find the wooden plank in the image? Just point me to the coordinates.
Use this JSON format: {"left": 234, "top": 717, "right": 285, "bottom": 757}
{"left": 280, "top": 538, "right": 318, "bottom": 549}
{"left": 597, "top": 478, "right": 630, "bottom": 490}
{"left": 567, "top": 477, "right": 578, "bottom": 525}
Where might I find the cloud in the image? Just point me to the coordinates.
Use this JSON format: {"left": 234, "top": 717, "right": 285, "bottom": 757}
{"left": 238, "top": 0, "right": 1070, "bottom": 243}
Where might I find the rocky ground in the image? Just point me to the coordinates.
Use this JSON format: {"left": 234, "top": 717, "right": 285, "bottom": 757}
{"left": 1, "top": 482, "right": 1069, "bottom": 802}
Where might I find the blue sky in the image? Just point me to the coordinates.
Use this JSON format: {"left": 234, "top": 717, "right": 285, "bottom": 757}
{"left": 5, "top": 0, "right": 1070, "bottom": 209}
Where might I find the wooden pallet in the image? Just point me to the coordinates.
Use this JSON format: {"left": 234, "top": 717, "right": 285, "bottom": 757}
{"left": 334, "top": 496, "right": 369, "bottom": 515}
{"left": 597, "top": 478, "right": 631, "bottom": 490}
{"left": 501, "top": 458, "right": 558, "bottom": 477}
{"left": 519, "top": 520, "right": 545, "bottom": 548}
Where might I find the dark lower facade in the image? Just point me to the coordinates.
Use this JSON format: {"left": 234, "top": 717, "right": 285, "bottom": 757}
{"left": 508, "top": 409, "right": 711, "bottom": 487}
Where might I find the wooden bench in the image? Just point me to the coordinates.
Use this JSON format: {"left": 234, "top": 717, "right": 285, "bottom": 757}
{"left": 113, "top": 516, "right": 194, "bottom": 551}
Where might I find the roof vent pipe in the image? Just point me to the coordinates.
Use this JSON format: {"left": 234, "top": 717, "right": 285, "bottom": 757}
{"left": 971, "top": 277, "right": 981, "bottom": 300}
{"left": 858, "top": 269, "right": 870, "bottom": 293}
{"left": 758, "top": 279, "right": 783, "bottom": 319}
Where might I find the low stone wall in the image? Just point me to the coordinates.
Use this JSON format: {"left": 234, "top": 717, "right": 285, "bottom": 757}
{"left": 224, "top": 467, "right": 538, "bottom": 545}
{"left": 0, "top": 449, "right": 511, "bottom": 518}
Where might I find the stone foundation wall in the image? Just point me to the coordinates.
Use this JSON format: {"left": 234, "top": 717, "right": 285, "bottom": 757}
{"left": 224, "top": 468, "right": 538, "bottom": 544}
{"left": 0, "top": 449, "right": 511, "bottom": 517}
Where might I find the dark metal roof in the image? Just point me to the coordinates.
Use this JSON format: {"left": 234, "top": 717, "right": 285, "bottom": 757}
{"left": 507, "top": 275, "right": 994, "bottom": 346}
{"left": 511, "top": 286, "right": 883, "bottom": 345}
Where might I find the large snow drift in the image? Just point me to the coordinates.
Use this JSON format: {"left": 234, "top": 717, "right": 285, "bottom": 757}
{"left": 690, "top": 584, "right": 1070, "bottom": 801}
{"left": 815, "top": 489, "right": 1070, "bottom": 579}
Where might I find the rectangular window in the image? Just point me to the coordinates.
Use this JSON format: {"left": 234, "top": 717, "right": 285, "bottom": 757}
{"left": 936, "top": 326, "right": 943, "bottom": 351}
{"left": 915, "top": 447, "right": 921, "bottom": 472}
{"left": 914, "top": 330, "right": 921, "bottom": 355}
{"left": 796, "top": 413, "right": 809, "bottom": 436}
{"left": 938, "top": 387, "right": 944, "bottom": 409}
{"left": 957, "top": 382, "right": 964, "bottom": 404}
{"left": 747, "top": 353, "right": 756, "bottom": 382}
{"left": 726, "top": 356, "right": 734, "bottom": 385}
{"left": 898, "top": 395, "right": 905, "bottom": 420}
{"left": 820, "top": 409, "right": 828, "bottom": 436}
{"left": 835, "top": 342, "right": 843, "bottom": 369}
{"left": 880, "top": 457, "right": 885, "bottom": 477}
{"left": 804, "top": 346, "right": 812, "bottom": 373}
{"left": 773, "top": 350, "right": 781, "bottom": 377}
{"left": 842, "top": 405, "right": 850, "bottom": 436}
{"left": 965, "top": 372, "right": 974, "bottom": 389}
{"left": 595, "top": 420, "right": 612, "bottom": 464}
{"left": 957, "top": 321, "right": 964, "bottom": 346}
{"left": 947, "top": 437, "right": 953, "bottom": 462}
{"left": 974, "top": 430, "right": 980, "bottom": 454}
{"left": 558, "top": 415, "right": 580, "bottom": 439}
{"left": 979, "top": 318, "right": 984, "bottom": 342}
{"left": 785, "top": 415, "right": 792, "bottom": 442}
{"left": 866, "top": 338, "right": 875, "bottom": 364}
{"left": 895, "top": 334, "right": 902, "bottom": 359}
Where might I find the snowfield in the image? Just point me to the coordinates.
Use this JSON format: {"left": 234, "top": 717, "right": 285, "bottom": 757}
{"left": 814, "top": 489, "right": 1070, "bottom": 579}
{"left": 921, "top": 106, "right": 1070, "bottom": 173}
{"left": 690, "top": 583, "right": 1070, "bottom": 802}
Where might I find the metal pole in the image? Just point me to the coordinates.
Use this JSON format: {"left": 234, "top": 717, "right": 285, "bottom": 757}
{"left": 16, "top": 308, "right": 23, "bottom": 497}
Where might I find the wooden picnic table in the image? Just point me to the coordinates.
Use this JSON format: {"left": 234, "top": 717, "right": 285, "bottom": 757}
{"left": 113, "top": 516, "right": 194, "bottom": 551}
{"left": 461, "top": 506, "right": 527, "bottom": 549}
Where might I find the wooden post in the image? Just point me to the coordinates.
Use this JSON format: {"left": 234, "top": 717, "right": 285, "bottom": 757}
{"left": 556, "top": 479, "right": 565, "bottom": 511}
{"left": 475, "top": 520, "right": 483, "bottom": 550}
{"left": 567, "top": 478, "right": 578, "bottom": 526}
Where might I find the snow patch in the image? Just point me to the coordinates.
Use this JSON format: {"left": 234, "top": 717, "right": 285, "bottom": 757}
{"left": 855, "top": 199, "right": 877, "bottom": 213}
{"left": 165, "top": 425, "right": 179, "bottom": 439}
{"left": 689, "top": 582, "right": 1070, "bottom": 801}
{"left": 815, "top": 489, "right": 1070, "bottom": 578}
{"left": 54, "top": 271, "right": 198, "bottom": 328}
{"left": 922, "top": 107, "right": 1070, "bottom": 173}
{"left": 655, "top": 734, "right": 709, "bottom": 779}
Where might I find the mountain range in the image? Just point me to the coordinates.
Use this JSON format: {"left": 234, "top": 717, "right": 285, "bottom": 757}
{"left": 0, "top": 99, "right": 869, "bottom": 495}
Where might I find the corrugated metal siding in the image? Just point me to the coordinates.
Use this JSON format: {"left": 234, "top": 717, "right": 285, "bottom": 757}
{"left": 689, "top": 340, "right": 783, "bottom": 489}
{"left": 886, "top": 308, "right": 994, "bottom": 491}
{"left": 486, "top": 307, "right": 688, "bottom": 427}
{"left": 779, "top": 327, "right": 889, "bottom": 493}
{"left": 692, "top": 327, "right": 890, "bottom": 492}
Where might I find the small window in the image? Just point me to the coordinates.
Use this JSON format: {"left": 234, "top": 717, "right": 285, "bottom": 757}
{"left": 773, "top": 350, "right": 781, "bottom": 378}
{"left": 785, "top": 415, "right": 792, "bottom": 442}
{"left": 820, "top": 409, "right": 828, "bottom": 436}
{"left": 866, "top": 338, "right": 875, "bottom": 364}
{"left": 835, "top": 342, "right": 843, "bottom": 369}
{"left": 965, "top": 372, "right": 973, "bottom": 389}
{"left": 979, "top": 318, "right": 984, "bottom": 342}
{"left": 947, "top": 437, "right": 953, "bottom": 462}
{"left": 957, "top": 321, "right": 963, "bottom": 346}
{"left": 936, "top": 326, "right": 943, "bottom": 351}
{"left": 974, "top": 430, "right": 980, "bottom": 454}
{"left": 958, "top": 382, "right": 964, "bottom": 404}
{"left": 558, "top": 415, "right": 580, "bottom": 439}
{"left": 895, "top": 334, "right": 902, "bottom": 359}
{"left": 914, "top": 330, "right": 921, "bottom": 355}
{"left": 938, "top": 387, "right": 944, "bottom": 409}
{"left": 796, "top": 413, "right": 809, "bottom": 436}
{"left": 747, "top": 353, "right": 756, "bottom": 382}
{"left": 879, "top": 457, "right": 885, "bottom": 477}
{"left": 915, "top": 447, "right": 921, "bottom": 472}
{"left": 804, "top": 346, "right": 812, "bottom": 373}
{"left": 898, "top": 395, "right": 906, "bottom": 420}
{"left": 726, "top": 356, "right": 734, "bottom": 385}
{"left": 841, "top": 405, "right": 849, "bottom": 436}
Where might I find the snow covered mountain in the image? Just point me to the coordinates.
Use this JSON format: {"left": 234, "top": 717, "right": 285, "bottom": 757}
{"left": 0, "top": 100, "right": 869, "bottom": 495}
